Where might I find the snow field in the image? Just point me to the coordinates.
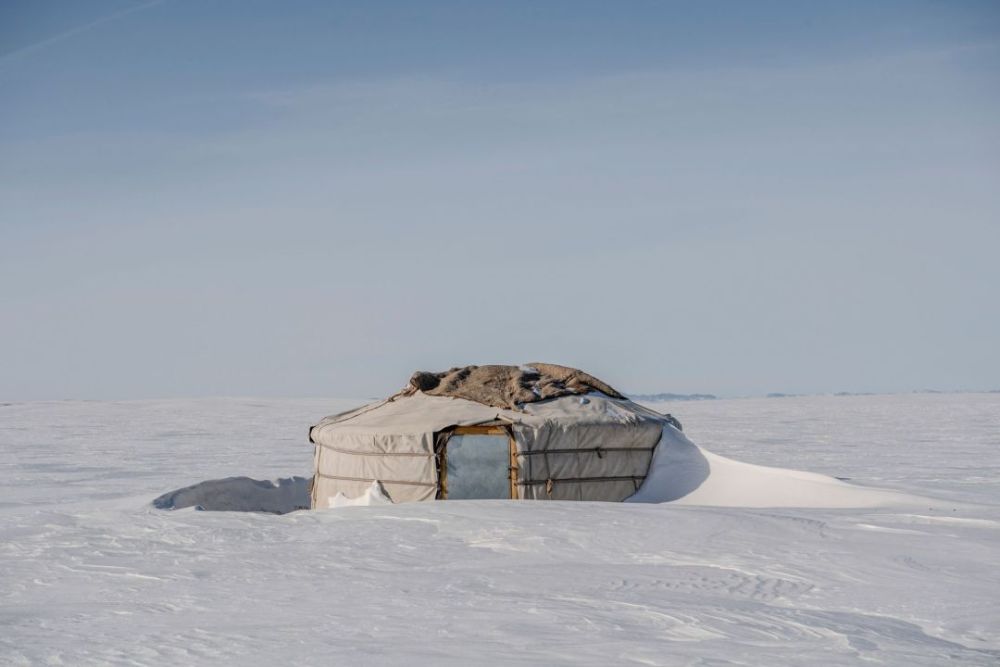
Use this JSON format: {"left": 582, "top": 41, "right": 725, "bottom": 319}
{"left": 1, "top": 393, "right": 998, "bottom": 665}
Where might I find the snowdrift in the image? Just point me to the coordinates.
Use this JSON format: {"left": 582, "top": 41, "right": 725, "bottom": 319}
{"left": 327, "top": 480, "right": 393, "bottom": 508}
{"left": 153, "top": 476, "right": 309, "bottom": 514}
{"left": 626, "top": 424, "right": 932, "bottom": 508}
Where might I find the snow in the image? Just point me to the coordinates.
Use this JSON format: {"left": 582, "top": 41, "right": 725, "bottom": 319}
{"left": 152, "top": 476, "right": 309, "bottom": 513}
{"left": 2, "top": 393, "right": 999, "bottom": 665}
{"left": 627, "top": 425, "right": 935, "bottom": 508}
{"left": 328, "top": 480, "right": 393, "bottom": 508}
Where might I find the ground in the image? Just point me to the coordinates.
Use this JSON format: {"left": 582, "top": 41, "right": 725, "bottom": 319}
{"left": 1, "top": 393, "right": 998, "bottom": 665}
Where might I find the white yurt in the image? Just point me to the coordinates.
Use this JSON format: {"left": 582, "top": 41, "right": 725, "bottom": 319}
{"left": 308, "top": 363, "right": 681, "bottom": 507}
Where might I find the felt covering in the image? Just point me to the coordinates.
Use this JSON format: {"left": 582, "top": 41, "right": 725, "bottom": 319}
{"left": 309, "top": 365, "right": 669, "bottom": 507}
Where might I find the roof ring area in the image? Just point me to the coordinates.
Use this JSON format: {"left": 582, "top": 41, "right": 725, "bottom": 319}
{"left": 395, "top": 362, "right": 624, "bottom": 411}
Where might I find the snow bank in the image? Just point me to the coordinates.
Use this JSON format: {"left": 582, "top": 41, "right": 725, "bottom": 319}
{"left": 628, "top": 425, "right": 931, "bottom": 508}
{"left": 153, "top": 476, "right": 309, "bottom": 514}
{"left": 327, "top": 480, "right": 393, "bottom": 508}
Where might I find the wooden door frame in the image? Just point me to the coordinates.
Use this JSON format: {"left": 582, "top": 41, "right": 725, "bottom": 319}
{"left": 437, "top": 425, "right": 519, "bottom": 500}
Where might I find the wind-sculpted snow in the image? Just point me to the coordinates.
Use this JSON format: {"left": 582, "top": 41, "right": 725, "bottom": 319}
{"left": 1, "top": 394, "right": 998, "bottom": 665}
{"left": 327, "top": 480, "right": 394, "bottom": 507}
{"left": 627, "top": 424, "right": 936, "bottom": 508}
{"left": 152, "top": 476, "right": 310, "bottom": 513}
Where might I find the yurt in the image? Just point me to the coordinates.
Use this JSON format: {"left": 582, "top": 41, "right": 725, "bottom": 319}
{"left": 308, "top": 363, "right": 681, "bottom": 507}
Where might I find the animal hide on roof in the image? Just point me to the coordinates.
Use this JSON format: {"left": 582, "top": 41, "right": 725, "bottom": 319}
{"left": 399, "top": 362, "right": 624, "bottom": 410}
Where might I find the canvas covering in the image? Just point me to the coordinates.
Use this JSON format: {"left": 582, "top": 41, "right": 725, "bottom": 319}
{"left": 310, "top": 385, "right": 669, "bottom": 507}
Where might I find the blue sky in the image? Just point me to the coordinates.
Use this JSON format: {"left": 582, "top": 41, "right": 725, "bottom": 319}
{"left": 2, "top": 1, "right": 998, "bottom": 399}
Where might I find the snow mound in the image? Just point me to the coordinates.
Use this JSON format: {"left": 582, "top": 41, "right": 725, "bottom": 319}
{"left": 153, "top": 476, "right": 310, "bottom": 514}
{"left": 628, "top": 425, "right": 932, "bottom": 508}
{"left": 327, "top": 480, "right": 393, "bottom": 508}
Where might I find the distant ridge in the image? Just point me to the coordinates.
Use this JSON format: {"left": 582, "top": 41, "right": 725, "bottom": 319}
{"left": 629, "top": 392, "right": 717, "bottom": 402}
{"left": 626, "top": 389, "right": 998, "bottom": 402}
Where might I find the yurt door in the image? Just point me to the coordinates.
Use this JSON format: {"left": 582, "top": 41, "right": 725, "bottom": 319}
{"left": 442, "top": 426, "right": 516, "bottom": 499}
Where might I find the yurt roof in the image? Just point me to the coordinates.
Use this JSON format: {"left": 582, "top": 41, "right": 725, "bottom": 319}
{"left": 309, "top": 364, "right": 669, "bottom": 441}
{"left": 398, "top": 363, "right": 625, "bottom": 410}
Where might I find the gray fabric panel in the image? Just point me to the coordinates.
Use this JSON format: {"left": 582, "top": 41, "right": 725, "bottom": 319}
{"left": 319, "top": 452, "right": 436, "bottom": 483}
{"left": 311, "top": 394, "right": 504, "bottom": 439}
{"left": 512, "top": 418, "right": 662, "bottom": 453}
{"left": 316, "top": 433, "right": 436, "bottom": 481}
{"left": 517, "top": 478, "right": 643, "bottom": 502}
{"left": 513, "top": 420, "right": 662, "bottom": 489}
{"left": 311, "top": 393, "right": 663, "bottom": 441}
{"left": 516, "top": 397, "right": 648, "bottom": 426}
{"left": 312, "top": 475, "right": 436, "bottom": 506}
{"left": 311, "top": 431, "right": 438, "bottom": 508}
{"left": 517, "top": 448, "right": 654, "bottom": 482}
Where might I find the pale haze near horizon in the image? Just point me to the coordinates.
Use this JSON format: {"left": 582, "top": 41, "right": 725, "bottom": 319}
{"left": 1, "top": 1, "right": 998, "bottom": 401}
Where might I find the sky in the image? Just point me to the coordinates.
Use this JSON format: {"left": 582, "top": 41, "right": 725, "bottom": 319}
{"left": 1, "top": 0, "right": 999, "bottom": 400}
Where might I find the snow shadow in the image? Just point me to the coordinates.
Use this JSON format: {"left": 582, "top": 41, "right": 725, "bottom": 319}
{"left": 153, "top": 476, "right": 310, "bottom": 514}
